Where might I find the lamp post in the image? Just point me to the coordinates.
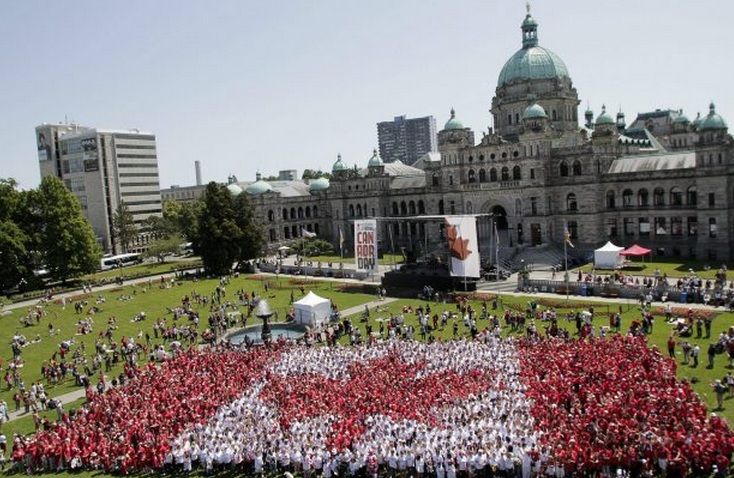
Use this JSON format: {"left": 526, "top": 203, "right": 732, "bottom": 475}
{"left": 255, "top": 299, "right": 273, "bottom": 345}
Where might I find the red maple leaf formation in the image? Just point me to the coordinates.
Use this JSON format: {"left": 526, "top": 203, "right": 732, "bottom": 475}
{"left": 446, "top": 223, "right": 472, "bottom": 261}
{"left": 259, "top": 351, "right": 493, "bottom": 450}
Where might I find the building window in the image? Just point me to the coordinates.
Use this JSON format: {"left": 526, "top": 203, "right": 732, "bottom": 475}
{"left": 282, "top": 208, "right": 288, "bottom": 220}
{"left": 432, "top": 174, "right": 439, "bottom": 186}
{"left": 709, "top": 218, "right": 717, "bottom": 238}
{"left": 530, "top": 168, "right": 535, "bottom": 179}
{"left": 670, "top": 187, "right": 683, "bottom": 206}
{"left": 638, "top": 189, "right": 649, "bottom": 207}
{"left": 479, "top": 169, "right": 486, "bottom": 182}
{"left": 418, "top": 200, "right": 425, "bottom": 214}
{"left": 567, "top": 221, "right": 578, "bottom": 239}
{"left": 671, "top": 217, "right": 683, "bottom": 236}
{"left": 512, "top": 165, "right": 521, "bottom": 180}
{"left": 566, "top": 193, "right": 577, "bottom": 212}
{"left": 501, "top": 167, "right": 509, "bottom": 181}
{"left": 468, "top": 169, "right": 476, "bottom": 183}
{"left": 638, "top": 217, "right": 650, "bottom": 236}
{"left": 624, "top": 218, "right": 635, "bottom": 236}
{"left": 572, "top": 160, "right": 582, "bottom": 176}
{"left": 490, "top": 168, "right": 497, "bottom": 182}
{"left": 392, "top": 202, "right": 398, "bottom": 215}
{"left": 606, "top": 190, "right": 616, "bottom": 209}
{"left": 508, "top": 114, "right": 512, "bottom": 125}
{"left": 438, "top": 200, "right": 445, "bottom": 215}
{"left": 687, "top": 187, "right": 697, "bottom": 206}
{"left": 409, "top": 201, "right": 416, "bottom": 215}
{"left": 349, "top": 205, "right": 355, "bottom": 217}
{"left": 479, "top": 154, "right": 485, "bottom": 161}
{"left": 687, "top": 217, "right": 698, "bottom": 236}
{"left": 653, "top": 188, "right": 665, "bottom": 206}
{"left": 450, "top": 201, "right": 456, "bottom": 214}
{"left": 466, "top": 201, "right": 473, "bottom": 214}
{"left": 655, "top": 217, "right": 668, "bottom": 235}
{"left": 268, "top": 210, "right": 274, "bottom": 222}
{"left": 269, "top": 229, "right": 276, "bottom": 241}
{"left": 708, "top": 193, "right": 715, "bottom": 207}
{"left": 606, "top": 218, "right": 618, "bottom": 237}
{"left": 515, "top": 199, "right": 522, "bottom": 216}
{"left": 559, "top": 162, "right": 569, "bottom": 177}
{"left": 622, "top": 189, "right": 633, "bottom": 207}
{"left": 449, "top": 176, "right": 453, "bottom": 185}
{"left": 400, "top": 202, "right": 407, "bottom": 215}
{"left": 530, "top": 197, "right": 538, "bottom": 215}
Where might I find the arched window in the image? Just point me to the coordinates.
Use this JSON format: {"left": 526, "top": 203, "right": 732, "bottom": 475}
{"left": 438, "top": 200, "right": 445, "bottom": 215}
{"left": 479, "top": 154, "right": 485, "bottom": 161}
{"left": 400, "top": 201, "right": 407, "bottom": 215}
{"left": 305, "top": 206, "right": 311, "bottom": 218}
{"left": 349, "top": 204, "right": 355, "bottom": 217}
{"left": 512, "top": 165, "right": 522, "bottom": 180}
{"left": 356, "top": 204, "right": 362, "bottom": 217}
{"left": 560, "top": 161, "right": 569, "bottom": 177}
{"left": 409, "top": 201, "right": 416, "bottom": 215}
{"left": 418, "top": 200, "right": 425, "bottom": 214}
{"left": 392, "top": 202, "right": 399, "bottom": 215}
{"left": 313, "top": 206, "right": 318, "bottom": 217}
{"left": 268, "top": 210, "right": 274, "bottom": 222}
{"left": 653, "top": 187, "right": 665, "bottom": 206}
{"left": 290, "top": 207, "right": 296, "bottom": 219}
{"left": 687, "top": 186, "right": 697, "bottom": 206}
{"left": 501, "top": 167, "right": 509, "bottom": 181}
{"left": 282, "top": 208, "right": 288, "bottom": 220}
{"left": 479, "top": 169, "right": 486, "bottom": 183}
{"left": 622, "top": 189, "right": 633, "bottom": 207}
{"left": 606, "top": 190, "right": 616, "bottom": 209}
{"left": 490, "top": 168, "right": 497, "bottom": 182}
{"left": 468, "top": 169, "right": 476, "bottom": 183}
{"left": 284, "top": 227, "right": 290, "bottom": 239}
{"left": 515, "top": 198, "right": 522, "bottom": 216}
{"left": 566, "top": 193, "right": 578, "bottom": 212}
{"left": 572, "top": 160, "right": 582, "bottom": 176}
{"left": 638, "top": 189, "right": 649, "bottom": 206}
{"left": 670, "top": 187, "right": 683, "bottom": 206}
{"left": 298, "top": 207, "right": 304, "bottom": 219}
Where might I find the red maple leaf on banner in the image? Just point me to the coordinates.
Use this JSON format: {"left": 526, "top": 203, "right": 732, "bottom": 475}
{"left": 446, "top": 222, "right": 472, "bottom": 260}
{"left": 260, "top": 352, "right": 492, "bottom": 450}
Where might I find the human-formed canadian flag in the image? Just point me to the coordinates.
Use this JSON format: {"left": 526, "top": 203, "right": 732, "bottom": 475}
{"left": 18, "top": 336, "right": 734, "bottom": 475}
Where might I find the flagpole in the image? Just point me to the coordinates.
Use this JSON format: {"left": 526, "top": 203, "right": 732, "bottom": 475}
{"left": 564, "top": 221, "right": 570, "bottom": 304}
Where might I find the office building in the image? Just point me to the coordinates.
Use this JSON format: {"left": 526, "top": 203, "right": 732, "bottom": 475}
{"left": 377, "top": 115, "right": 437, "bottom": 165}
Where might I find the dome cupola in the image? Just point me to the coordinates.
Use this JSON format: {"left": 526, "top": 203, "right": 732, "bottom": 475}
{"left": 700, "top": 102, "right": 727, "bottom": 131}
{"left": 443, "top": 108, "right": 464, "bottom": 130}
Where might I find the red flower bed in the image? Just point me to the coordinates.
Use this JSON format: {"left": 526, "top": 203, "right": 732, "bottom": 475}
{"left": 518, "top": 336, "right": 734, "bottom": 475}
{"left": 650, "top": 306, "right": 718, "bottom": 320}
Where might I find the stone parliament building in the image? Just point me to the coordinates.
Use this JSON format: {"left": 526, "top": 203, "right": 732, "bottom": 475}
{"left": 163, "top": 9, "right": 733, "bottom": 265}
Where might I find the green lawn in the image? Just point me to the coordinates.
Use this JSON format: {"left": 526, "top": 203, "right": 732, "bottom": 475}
{"left": 82, "top": 257, "right": 202, "bottom": 283}
{"left": 0, "top": 274, "right": 375, "bottom": 411}
{"left": 576, "top": 257, "right": 734, "bottom": 280}
{"left": 340, "top": 294, "right": 734, "bottom": 424}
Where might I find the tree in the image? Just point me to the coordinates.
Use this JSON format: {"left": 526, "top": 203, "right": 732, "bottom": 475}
{"left": 301, "top": 169, "right": 332, "bottom": 180}
{"left": 32, "top": 176, "right": 101, "bottom": 282}
{"left": 144, "top": 234, "right": 183, "bottom": 262}
{"left": 0, "top": 179, "right": 32, "bottom": 291}
{"left": 192, "top": 183, "right": 264, "bottom": 275}
{"left": 161, "top": 199, "right": 201, "bottom": 242}
{"left": 112, "top": 202, "right": 136, "bottom": 253}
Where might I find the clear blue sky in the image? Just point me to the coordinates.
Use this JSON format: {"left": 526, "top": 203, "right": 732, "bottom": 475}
{"left": 1, "top": 1, "right": 731, "bottom": 189}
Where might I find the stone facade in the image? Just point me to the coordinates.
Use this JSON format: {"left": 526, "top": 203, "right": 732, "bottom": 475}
{"left": 166, "top": 9, "right": 734, "bottom": 262}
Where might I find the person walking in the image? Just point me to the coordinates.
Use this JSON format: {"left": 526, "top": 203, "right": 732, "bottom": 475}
{"left": 691, "top": 344, "right": 700, "bottom": 368}
{"left": 707, "top": 343, "right": 716, "bottom": 369}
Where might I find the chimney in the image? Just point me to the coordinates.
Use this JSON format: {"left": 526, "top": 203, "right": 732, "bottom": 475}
{"left": 194, "top": 161, "right": 202, "bottom": 186}
{"left": 256, "top": 172, "right": 262, "bottom": 181}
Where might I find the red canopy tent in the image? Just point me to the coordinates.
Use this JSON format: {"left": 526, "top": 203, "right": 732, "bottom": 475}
{"left": 619, "top": 244, "right": 652, "bottom": 257}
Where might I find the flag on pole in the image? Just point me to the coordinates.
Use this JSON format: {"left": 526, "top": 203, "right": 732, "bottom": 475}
{"left": 339, "top": 226, "right": 345, "bottom": 256}
{"left": 563, "top": 221, "right": 575, "bottom": 248}
{"left": 301, "top": 228, "right": 317, "bottom": 239}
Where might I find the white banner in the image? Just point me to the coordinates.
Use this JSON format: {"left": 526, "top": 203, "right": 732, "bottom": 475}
{"left": 354, "top": 219, "right": 378, "bottom": 273}
{"left": 445, "top": 216, "right": 480, "bottom": 278}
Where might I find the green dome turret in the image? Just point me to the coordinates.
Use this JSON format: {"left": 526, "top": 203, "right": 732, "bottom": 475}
{"left": 309, "top": 177, "right": 330, "bottom": 193}
{"left": 700, "top": 102, "right": 727, "bottom": 131}
{"left": 498, "top": 5, "right": 570, "bottom": 87}
{"left": 367, "top": 148, "right": 383, "bottom": 167}
{"left": 245, "top": 180, "right": 273, "bottom": 195}
{"left": 595, "top": 105, "right": 615, "bottom": 126}
{"left": 332, "top": 153, "right": 347, "bottom": 173}
{"left": 673, "top": 111, "right": 690, "bottom": 124}
{"left": 522, "top": 103, "right": 547, "bottom": 119}
{"left": 443, "top": 108, "right": 464, "bottom": 130}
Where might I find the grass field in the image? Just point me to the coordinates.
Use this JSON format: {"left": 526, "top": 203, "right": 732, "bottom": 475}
{"left": 576, "top": 257, "right": 734, "bottom": 280}
{"left": 81, "top": 257, "right": 203, "bottom": 283}
{"left": 0, "top": 274, "right": 375, "bottom": 425}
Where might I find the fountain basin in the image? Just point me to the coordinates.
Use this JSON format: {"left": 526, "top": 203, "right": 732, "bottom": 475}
{"left": 227, "top": 323, "right": 307, "bottom": 346}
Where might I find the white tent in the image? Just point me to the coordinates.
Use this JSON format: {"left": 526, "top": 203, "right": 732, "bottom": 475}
{"left": 594, "top": 241, "right": 624, "bottom": 269}
{"left": 293, "top": 291, "right": 331, "bottom": 327}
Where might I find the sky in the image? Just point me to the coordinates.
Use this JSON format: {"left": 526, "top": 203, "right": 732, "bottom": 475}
{"left": 1, "top": 1, "right": 732, "bottom": 189}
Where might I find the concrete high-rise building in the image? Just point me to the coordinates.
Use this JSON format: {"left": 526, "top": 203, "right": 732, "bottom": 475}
{"left": 36, "top": 123, "right": 163, "bottom": 254}
{"left": 377, "top": 115, "right": 437, "bottom": 165}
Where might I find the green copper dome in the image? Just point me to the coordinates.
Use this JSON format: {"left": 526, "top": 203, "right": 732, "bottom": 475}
{"left": 522, "top": 103, "right": 547, "bottom": 119}
{"left": 444, "top": 108, "right": 464, "bottom": 130}
{"left": 498, "top": 10, "right": 569, "bottom": 87}
{"left": 595, "top": 105, "right": 615, "bottom": 125}
{"left": 309, "top": 177, "right": 330, "bottom": 193}
{"left": 367, "top": 149, "right": 383, "bottom": 167}
{"left": 332, "top": 153, "right": 347, "bottom": 172}
{"left": 245, "top": 180, "right": 273, "bottom": 195}
{"left": 700, "top": 102, "right": 727, "bottom": 131}
{"left": 673, "top": 113, "right": 689, "bottom": 124}
{"left": 226, "top": 183, "right": 243, "bottom": 197}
